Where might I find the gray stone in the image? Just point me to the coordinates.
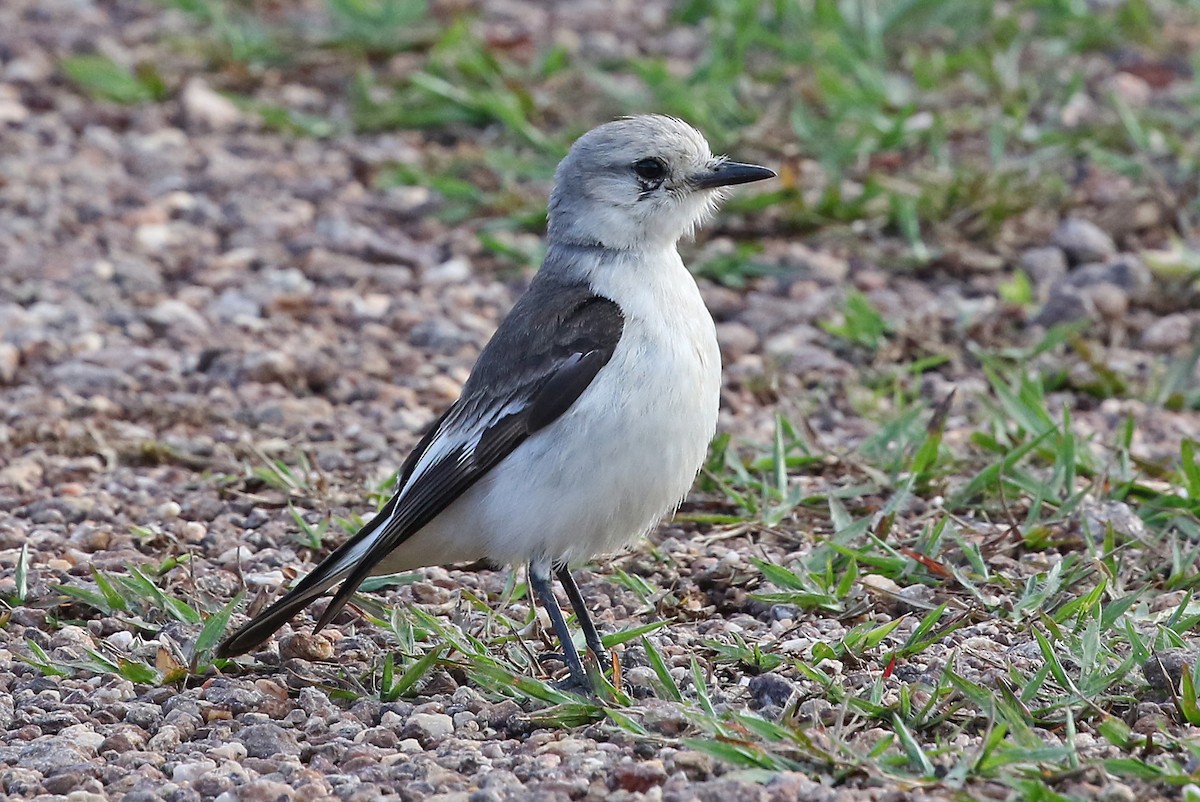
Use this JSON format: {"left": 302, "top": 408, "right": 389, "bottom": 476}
{"left": 235, "top": 722, "right": 301, "bottom": 759}
{"left": 768, "top": 604, "right": 799, "bottom": 621}
{"left": 409, "top": 318, "right": 471, "bottom": 351}
{"left": 401, "top": 713, "right": 454, "bottom": 745}
{"left": 202, "top": 681, "right": 264, "bottom": 714}
{"left": 42, "top": 769, "right": 96, "bottom": 795}
{"left": 1081, "top": 500, "right": 1147, "bottom": 542}
{"left": 237, "top": 779, "right": 296, "bottom": 802}
{"left": 747, "top": 673, "right": 796, "bottom": 709}
{"left": 181, "top": 77, "right": 244, "bottom": 131}
{"left": 641, "top": 700, "right": 689, "bottom": 736}
{"left": 298, "top": 687, "right": 336, "bottom": 719}
{"left": 0, "top": 342, "right": 18, "bottom": 383}
{"left": 610, "top": 760, "right": 668, "bottom": 793}
{"left": 766, "top": 772, "right": 838, "bottom": 802}
{"left": 1, "top": 768, "right": 42, "bottom": 796}
{"left": 796, "top": 698, "right": 835, "bottom": 725}
{"left": 17, "top": 737, "right": 89, "bottom": 774}
{"left": 116, "top": 782, "right": 170, "bottom": 802}
{"left": 685, "top": 778, "right": 770, "bottom": 802}
{"left": 1019, "top": 247, "right": 1068, "bottom": 293}
{"left": 1080, "top": 282, "right": 1129, "bottom": 321}
{"left": 240, "top": 350, "right": 298, "bottom": 385}
{"left": 715, "top": 321, "right": 759, "bottom": 361}
{"left": 145, "top": 299, "right": 210, "bottom": 334}
{"left": 1104, "top": 254, "right": 1153, "bottom": 294}
{"left": 667, "top": 749, "right": 714, "bottom": 780}
{"left": 785, "top": 344, "right": 851, "bottom": 377}
{"left": 1143, "top": 648, "right": 1199, "bottom": 694}
{"left": 1141, "top": 313, "right": 1194, "bottom": 351}
{"left": 1052, "top": 218, "right": 1116, "bottom": 263}
{"left": 112, "top": 258, "right": 166, "bottom": 294}
{"left": 1032, "top": 287, "right": 1092, "bottom": 327}
{"left": 123, "top": 702, "right": 163, "bottom": 731}
{"left": 699, "top": 284, "right": 745, "bottom": 319}
{"left": 146, "top": 724, "right": 182, "bottom": 752}
{"left": 1065, "top": 255, "right": 1152, "bottom": 297}
{"left": 171, "top": 759, "right": 216, "bottom": 785}
{"left": 426, "top": 258, "right": 472, "bottom": 285}
{"left": 48, "top": 361, "right": 135, "bottom": 393}
{"left": 483, "top": 700, "right": 521, "bottom": 730}
{"left": 49, "top": 625, "right": 94, "bottom": 654}
{"left": 896, "top": 582, "right": 936, "bottom": 614}
{"left": 194, "top": 771, "right": 235, "bottom": 798}
{"left": 209, "top": 290, "right": 262, "bottom": 322}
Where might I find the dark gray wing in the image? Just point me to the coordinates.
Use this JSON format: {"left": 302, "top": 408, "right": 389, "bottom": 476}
{"left": 217, "top": 274, "right": 623, "bottom": 657}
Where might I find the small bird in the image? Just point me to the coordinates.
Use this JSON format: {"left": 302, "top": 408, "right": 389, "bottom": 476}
{"left": 217, "top": 115, "right": 775, "bottom": 687}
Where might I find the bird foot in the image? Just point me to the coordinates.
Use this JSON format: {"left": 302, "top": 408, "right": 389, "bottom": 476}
{"left": 539, "top": 651, "right": 616, "bottom": 696}
{"left": 551, "top": 672, "right": 595, "bottom": 695}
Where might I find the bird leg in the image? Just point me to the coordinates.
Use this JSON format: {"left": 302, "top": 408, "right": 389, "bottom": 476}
{"left": 556, "top": 565, "right": 610, "bottom": 674}
{"left": 528, "top": 559, "right": 588, "bottom": 688}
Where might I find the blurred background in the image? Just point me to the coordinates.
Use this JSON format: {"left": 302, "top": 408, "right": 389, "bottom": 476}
{"left": 24, "top": 0, "right": 1200, "bottom": 284}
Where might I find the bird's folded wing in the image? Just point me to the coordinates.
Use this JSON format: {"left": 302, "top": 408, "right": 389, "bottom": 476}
{"left": 312, "top": 285, "right": 624, "bottom": 628}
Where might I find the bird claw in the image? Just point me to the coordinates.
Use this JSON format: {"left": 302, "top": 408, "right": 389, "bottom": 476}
{"left": 539, "top": 651, "right": 615, "bottom": 696}
{"left": 551, "top": 672, "right": 595, "bottom": 695}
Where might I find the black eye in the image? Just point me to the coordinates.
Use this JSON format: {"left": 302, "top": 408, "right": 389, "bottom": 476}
{"left": 633, "top": 158, "right": 666, "bottom": 181}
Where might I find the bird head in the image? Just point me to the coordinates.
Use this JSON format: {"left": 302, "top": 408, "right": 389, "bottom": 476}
{"left": 547, "top": 115, "right": 775, "bottom": 250}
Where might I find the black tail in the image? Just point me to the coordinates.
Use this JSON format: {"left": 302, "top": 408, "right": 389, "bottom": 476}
{"left": 215, "top": 559, "right": 355, "bottom": 658}
{"left": 216, "top": 408, "right": 455, "bottom": 658}
{"left": 215, "top": 496, "right": 403, "bottom": 657}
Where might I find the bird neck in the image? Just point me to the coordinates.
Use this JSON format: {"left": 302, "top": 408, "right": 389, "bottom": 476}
{"left": 546, "top": 192, "right": 687, "bottom": 252}
{"left": 544, "top": 238, "right": 680, "bottom": 270}
{"left": 540, "top": 240, "right": 693, "bottom": 314}
{"left": 547, "top": 234, "right": 611, "bottom": 252}
{"left": 547, "top": 224, "right": 683, "bottom": 252}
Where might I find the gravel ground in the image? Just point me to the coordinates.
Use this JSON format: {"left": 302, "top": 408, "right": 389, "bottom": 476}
{"left": 3, "top": 1, "right": 1200, "bottom": 801}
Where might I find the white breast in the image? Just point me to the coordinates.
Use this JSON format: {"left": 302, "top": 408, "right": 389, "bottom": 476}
{"left": 373, "top": 247, "right": 721, "bottom": 573}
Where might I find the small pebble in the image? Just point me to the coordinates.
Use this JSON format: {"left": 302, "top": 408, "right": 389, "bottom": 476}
{"left": 279, "top": 633, "right": 334, "bottom": 661}
{"left": 1141, "top": 313, "right": 1194, "bottom": 351}
{"left": 402, "top": 713, "right": 454, "bottom": 745}
{"left": 1143, "top": 648, "right": 1199, "bottom": 694}
{"left": 1052, "top": 218, "right": 1116, "bottom": 263}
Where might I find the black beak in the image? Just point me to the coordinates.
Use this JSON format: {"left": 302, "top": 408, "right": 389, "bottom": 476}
{"left": 692, "top": 160, "right": 776, "bottom": 190}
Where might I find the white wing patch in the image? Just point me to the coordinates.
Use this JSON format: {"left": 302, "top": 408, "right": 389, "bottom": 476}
{"left": 407, "top": 401, "right": 518, "bottom": 483}
{"left": 401, "top": 416, "right": 478, "bottom": 491}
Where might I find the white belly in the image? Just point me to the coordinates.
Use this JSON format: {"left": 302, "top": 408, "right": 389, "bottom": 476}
{"left": 374, "top": 248, "right": 721, "bottom": 572}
